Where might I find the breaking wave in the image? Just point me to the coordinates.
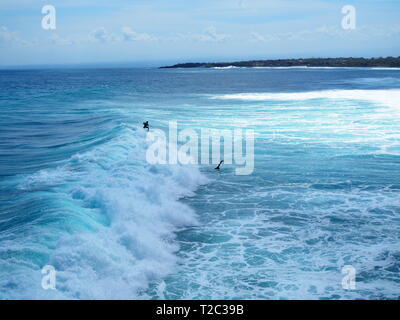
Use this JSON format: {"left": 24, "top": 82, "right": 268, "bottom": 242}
{"left": 210, "top": 89, "right": 400, "bottom": 109}
{"left": 0, "top": 125, "right": 208, "bottom": 299}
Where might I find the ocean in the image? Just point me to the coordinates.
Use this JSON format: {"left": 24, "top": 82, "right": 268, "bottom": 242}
{"left": 0, "top": 67, "right": 399, "bottom": 299}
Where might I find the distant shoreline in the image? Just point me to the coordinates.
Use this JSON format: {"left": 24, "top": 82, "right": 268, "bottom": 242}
{"left": 160, "top": 57, "right": 400, "bottom": 69}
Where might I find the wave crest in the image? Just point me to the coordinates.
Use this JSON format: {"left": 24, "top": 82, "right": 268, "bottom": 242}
{"left": 210, "top": 89, "right": 400, "bottom": 109}
{"left": 2, "top": 126, "right": 208, "bottom": 299}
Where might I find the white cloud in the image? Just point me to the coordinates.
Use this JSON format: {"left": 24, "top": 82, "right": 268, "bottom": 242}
{"left": 250, "top": 32, "right": 279, "bottom": 42}
{"left": 0, "top": 26, "right": 15, "bottom": 42}
{"left": 166, "top": 27, "right": 230, "bottom": 43}
{"left": 48, "top": 34, "right": 76, "bottom": 46}
{"left": 197, "top": 26, "right": 229, "bottom": 42}
{"left": 89, "top": 27, "right": 120, "bottom": 43}
{"left": 248, "top": 24, "right": 400, "bottom": 43}
{"left": 0, "top": 26, "right": 29, "bottom": 45}
{"left": 88, "top": 27, "right": 157, "bottom": 43}
{"left": 250, "top": 32, "right": 265, "bottom": 42}
{"left": 121, "top": 27, "right": 157, "bottom": 41}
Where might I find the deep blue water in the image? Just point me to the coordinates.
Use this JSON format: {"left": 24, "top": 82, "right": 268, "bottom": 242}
{"left": 0, "top": 67, "right": 400, "bottom": 299}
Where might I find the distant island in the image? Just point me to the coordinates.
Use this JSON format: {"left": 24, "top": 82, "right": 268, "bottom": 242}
{"left": 160, "top": 57, "right": 400, "bottom": 69}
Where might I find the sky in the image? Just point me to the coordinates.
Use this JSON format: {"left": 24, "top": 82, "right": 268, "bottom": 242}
{"left": 0, "top": 0, "right": 399, "bottom": 66}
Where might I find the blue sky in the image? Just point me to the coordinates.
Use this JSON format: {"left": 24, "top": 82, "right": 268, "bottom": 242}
{"left": 0, "top": 0, "right": 399, "bottom": 66}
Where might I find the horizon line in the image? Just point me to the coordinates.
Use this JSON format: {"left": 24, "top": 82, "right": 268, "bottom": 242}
{"left": 1, "top": 55, "right": 400, "bottom": 70}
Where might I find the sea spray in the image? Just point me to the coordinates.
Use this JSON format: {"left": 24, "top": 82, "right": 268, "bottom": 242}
{"left": 1, "top": 125, "right": 208, "bottom": 299}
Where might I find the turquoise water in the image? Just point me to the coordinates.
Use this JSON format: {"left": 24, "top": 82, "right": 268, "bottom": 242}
{"left": 0, "top": 67, "right": 400, "bottom": 299}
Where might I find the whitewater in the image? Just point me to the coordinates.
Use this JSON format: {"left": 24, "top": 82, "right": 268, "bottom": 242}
{"left": 1, "top": 125, "right": 207, "bottom": 299}
{"left": 0, "top": 67, "right": 399, "bottom": 299}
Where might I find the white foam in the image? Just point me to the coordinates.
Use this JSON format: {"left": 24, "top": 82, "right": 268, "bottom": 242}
{"left": 4, "top": 126, "right": 208, "bottom": 299}
{"left": 213, "top": 66, "right": 238, "bottom": 69}
{"left": 211, "top": 89, "right": 400, "bottom": 109}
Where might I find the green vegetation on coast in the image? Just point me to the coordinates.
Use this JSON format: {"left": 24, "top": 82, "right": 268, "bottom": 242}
{"left": 160, "top": 57, "right": 400, "bottom": 69}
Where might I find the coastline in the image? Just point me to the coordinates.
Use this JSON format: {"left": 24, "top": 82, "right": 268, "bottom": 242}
{"left": 160, "top": 57, "right": 400, "bottom": 69}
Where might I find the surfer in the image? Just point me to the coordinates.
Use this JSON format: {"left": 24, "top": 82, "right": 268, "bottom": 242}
{"left": 143, "top": 121, "right": 149, "bottom": 131}
{"left": 214, "top": 160, "right": 224, "bottom": 170}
